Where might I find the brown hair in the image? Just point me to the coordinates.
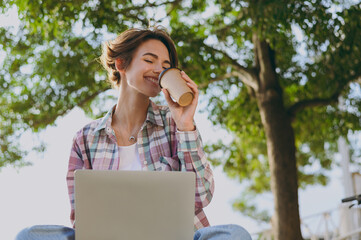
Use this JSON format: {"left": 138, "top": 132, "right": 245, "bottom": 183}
{"left": 100, "top": 26, "right": 178, "bottom": 88}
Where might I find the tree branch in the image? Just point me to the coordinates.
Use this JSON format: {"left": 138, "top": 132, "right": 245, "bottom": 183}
{"left": 153, "top": 0, "right": 182, "bottom": 24}
{"left": 287, "top": 93, "right": 339, "bottom": 118}
{"left": 109, "top": 1, "right": 180, "bottom": 27}
{"left": 32, "top": 88, "right": 108, "bottom": 130}
{"left": 201, "top": 43, "right": 258, "bottom": 90}
{"left": 165, "top": 0, "right": 182, "bottom": 15}
{"left": 77, "top": 88, "right": 109, "bottom": 109}
{"left": 197, "top": 70, "right": 259, "bottom": 92}
{"left": 198, "top": 71, "right": 239, "bottom": 89}
{"left": 120, "top": 0, "right": 180, "bottom": 11}
{"left": 121, "top": 11, "right": 149, "bottom": 27}
{"left": 287, "top": 75, "right": 361, "bottom": 120}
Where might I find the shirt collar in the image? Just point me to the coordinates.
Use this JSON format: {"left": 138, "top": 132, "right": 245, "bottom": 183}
{"left": 93, "top": 105, "right": 115, "bottom": 133}
{"left": 145, "top": 100, "right": 164, "bottom": 127}
{"left": 93, "top": 100, "right": 164, "bottom": 134}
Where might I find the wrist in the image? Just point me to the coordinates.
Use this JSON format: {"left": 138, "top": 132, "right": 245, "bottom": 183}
{"left": 177, "top": 124, "right": 195, "bottom": 132}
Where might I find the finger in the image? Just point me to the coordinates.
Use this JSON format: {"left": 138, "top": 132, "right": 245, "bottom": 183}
{"left": 186, "top": 80, "right": 198, "bottom": 91}
{"left": 180, "top": 73, "right": 199, "bottom": 105}
{"left": 180, "top": 71, "right": 198, "bottom": 89}
{"left": 162, "top": 89, "right": 179, "bottom": 107}
{"left": 181, "top": 71, "right": 195, "bottom": 84}
{"left": 186, "top": 83, "right": 199, "bottom": 100}
{"left": 191, "top": 86, "right": 199, "bottom": 103}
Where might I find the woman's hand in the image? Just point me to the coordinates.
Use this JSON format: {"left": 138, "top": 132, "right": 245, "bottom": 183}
{"left": 162, "top": 71, "right": 198, "bottom": 131}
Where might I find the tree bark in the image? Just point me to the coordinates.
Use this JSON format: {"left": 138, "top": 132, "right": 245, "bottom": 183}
{"left": 254, "top": 36, "right": 303, "bottom": 240}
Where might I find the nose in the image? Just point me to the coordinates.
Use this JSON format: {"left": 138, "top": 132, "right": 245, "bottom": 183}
{"left": 153, "top": 63, "right": 163, "bottom": 74}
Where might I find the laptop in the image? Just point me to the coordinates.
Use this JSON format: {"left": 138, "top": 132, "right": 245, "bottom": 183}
{"left": 74, "top": 170, "right": 195, "bottom": 240}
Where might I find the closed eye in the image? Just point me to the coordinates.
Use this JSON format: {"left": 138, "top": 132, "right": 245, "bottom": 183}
{"left": 145, "top": 59, "right": 169, "bottom": 69}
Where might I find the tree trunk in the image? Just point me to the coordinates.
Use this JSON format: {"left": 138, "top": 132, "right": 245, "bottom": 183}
{"left": 254, "top": 37, "right": 303, "bottom": 240}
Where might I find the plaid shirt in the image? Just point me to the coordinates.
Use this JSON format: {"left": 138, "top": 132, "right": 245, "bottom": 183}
{"left": 66, "top": 101, "right": 215, "bottom": 230}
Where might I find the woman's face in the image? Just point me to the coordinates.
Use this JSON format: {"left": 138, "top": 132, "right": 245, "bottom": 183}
{"left": 122, "top": 39, "right": 172, "bottom": 98}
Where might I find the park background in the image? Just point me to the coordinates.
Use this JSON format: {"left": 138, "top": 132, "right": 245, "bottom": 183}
{"left": 1, "top": 1, "right": 360, "bottom": 239}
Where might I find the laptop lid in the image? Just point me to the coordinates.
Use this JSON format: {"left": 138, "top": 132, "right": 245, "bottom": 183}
{"left": 74, "top": 170, "right": 195, "bottom": 240}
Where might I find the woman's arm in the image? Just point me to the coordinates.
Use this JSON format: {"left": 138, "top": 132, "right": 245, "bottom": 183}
{"left": 175, "top": 127, "right": 215, "bottom": 209}
{"left": 161, "top": 71, "right": 215, "bottom": 209}
{"left": 66, "top": 132, "right": 86, "bottom": 227}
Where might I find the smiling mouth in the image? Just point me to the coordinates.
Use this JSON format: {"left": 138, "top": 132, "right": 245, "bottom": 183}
{"left": 145, "top": 76, "right": 159, "bottom": 85}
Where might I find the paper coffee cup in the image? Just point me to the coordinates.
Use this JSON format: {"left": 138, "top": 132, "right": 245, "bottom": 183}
{"left": 158, "top": 68, "right": 194, "bottom": 106}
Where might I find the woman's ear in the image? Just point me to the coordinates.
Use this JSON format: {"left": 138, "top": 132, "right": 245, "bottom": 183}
{"left": 115, "top": 58, "right": 125, "bottom": 73}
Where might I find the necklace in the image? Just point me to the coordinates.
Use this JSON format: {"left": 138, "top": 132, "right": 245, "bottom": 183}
{"left": 111, "top": 123, "right": 141, "bottom": 144}
{"left": 127, "top": 125, "right": 143, "bottom": 143}
{"left": 111, "top": 111, "right": 143, "bottom": 144}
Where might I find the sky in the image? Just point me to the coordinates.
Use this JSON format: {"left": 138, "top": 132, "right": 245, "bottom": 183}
{"left": 0, "top": 5, "right": 357, "bottom": 240}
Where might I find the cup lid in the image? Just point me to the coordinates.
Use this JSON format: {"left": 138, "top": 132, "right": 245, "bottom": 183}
{"left": 158, "top": 67, "right": 182, "bottom": 88}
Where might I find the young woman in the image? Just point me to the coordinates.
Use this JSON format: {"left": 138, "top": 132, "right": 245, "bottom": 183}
{"left": 16, "top": 26, "right": 252, "bottom": 240}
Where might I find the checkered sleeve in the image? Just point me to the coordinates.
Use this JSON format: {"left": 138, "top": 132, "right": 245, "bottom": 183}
{"left": 66, "top": 132, "right": 85, "bottom": 228}
{"left": 176, "top": 128, "right": 215, "bottom": 209}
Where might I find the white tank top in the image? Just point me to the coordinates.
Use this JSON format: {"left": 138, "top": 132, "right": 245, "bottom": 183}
{"left": 117, "top": 143, "right": 141, "bottom": 170}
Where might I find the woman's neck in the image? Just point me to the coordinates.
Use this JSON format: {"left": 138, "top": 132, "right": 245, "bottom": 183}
{"left": 113, "top": 92, "right": 149, "bottom": 129}
{"left": 111, "top": 93, "right": 149, "bottom": 146}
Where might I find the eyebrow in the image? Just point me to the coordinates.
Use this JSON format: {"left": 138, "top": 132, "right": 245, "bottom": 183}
{"left": 142, "top": 52, "right": 171, "bottom": 66}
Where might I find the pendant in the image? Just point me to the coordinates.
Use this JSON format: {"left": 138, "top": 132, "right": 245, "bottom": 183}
{"left": 129, "top": 136, "right": 136, "bottom": 142}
